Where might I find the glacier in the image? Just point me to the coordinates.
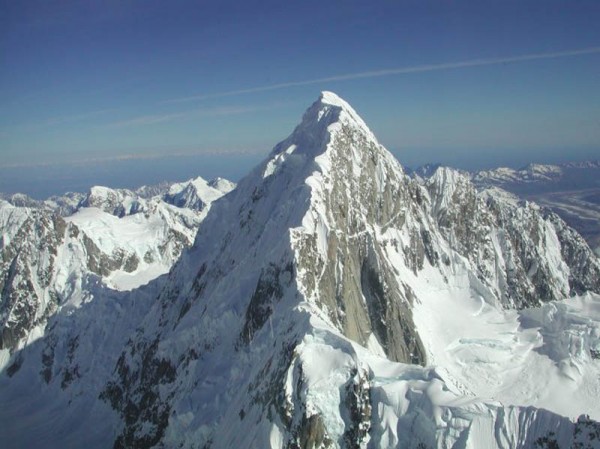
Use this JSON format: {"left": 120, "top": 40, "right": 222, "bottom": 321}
{"left": 0, "top": 92, "right": 599, "bottom": 448}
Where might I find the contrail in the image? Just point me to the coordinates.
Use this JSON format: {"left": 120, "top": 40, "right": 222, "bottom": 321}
{"left": 166, "top": 46, "right": 600, "bottom": 104}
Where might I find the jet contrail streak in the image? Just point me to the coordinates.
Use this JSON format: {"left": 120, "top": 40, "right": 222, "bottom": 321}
{"left": 166, "top": 46, "right": 600, "bottom": 103}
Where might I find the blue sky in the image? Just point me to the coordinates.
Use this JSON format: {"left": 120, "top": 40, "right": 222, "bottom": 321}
{"left": 1, "top": 0, "right": 600, "bottom": 188}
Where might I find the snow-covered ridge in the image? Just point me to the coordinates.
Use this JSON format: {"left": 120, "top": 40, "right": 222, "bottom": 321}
{"left": 1, "top": 92, "right": 599, "bottom": 448}
{"left": 412, "top": 160, "right": 600, "bottom": 258}
{"left": 563, "top": 160, "right": 600, "bottom": 169}
{"left": 77, "top": 175, "right": 235, "bottom": 216}
{"left": 473, "top": 162, "right": 563, "bottom": 185}
{"left": 0, "top": 175, "right": 236, "bottom": 217}
{"left": 411, "top": 160, "right": 600, "bottom": 187}
{"left": 0, "top": 175, "right": 235, "bottom": 356}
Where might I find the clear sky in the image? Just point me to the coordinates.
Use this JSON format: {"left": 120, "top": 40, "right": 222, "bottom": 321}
{"left": 1, "top": 0, "right": 600, "bottom": 194}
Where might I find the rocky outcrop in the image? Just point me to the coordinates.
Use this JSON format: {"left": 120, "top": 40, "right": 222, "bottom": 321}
{"left": 0, "top": 175, "right": 233, "bottom": 352}
{"left": 0, "top": 208, "right": 65, "bottom": 349}
{"left": 1, "top": 92, "right": 599, "bottom": 449}
{"left": 425, "top": 169, "right": 600, "bottom": 308}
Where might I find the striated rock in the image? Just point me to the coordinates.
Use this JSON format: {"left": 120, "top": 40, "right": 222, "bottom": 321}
{"left": 0, "top": 175, "right": 234, "bottom": 353}
{"left": 1, "top": 92, "right": 599, "bottom": 449}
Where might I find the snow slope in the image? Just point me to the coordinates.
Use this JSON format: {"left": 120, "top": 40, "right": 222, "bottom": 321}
{"left": 64, "top": 201, "right": 201, "bottom": 291}
{"left": 473, "top": 163, "right": 563, "bottom": 185}
{"left": 0, "top": 176, "right": 234, "bottom": 358}
{"left": 1, "top": 92, "right": 599, "bottom": 448}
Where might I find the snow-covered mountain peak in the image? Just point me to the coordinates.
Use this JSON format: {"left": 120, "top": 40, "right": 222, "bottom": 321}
{"left": 429, "top": 165, "right": 469, "bottom": 186}
{"left": 317, "top": 91, "right": 370, "bottom": 128}
{"left": 318, "top": 90, "right": 348, "bottom": 107}
{"left": 3, "top": 94, "right": 600, "bottom": 448}
{"left": 316, "top": 91, "right": 375, "bottom": 142}
{"left": 80, "top": 185, "right": 143, "bottom": 216}
{"left": 267, "top": 92, "right": 377, "bottom": 166}
{"left": 207, "top": 177, "right": 236, "bottom": 195}
{"left": 427, "top": 166, "right": 473, "bottom": 215}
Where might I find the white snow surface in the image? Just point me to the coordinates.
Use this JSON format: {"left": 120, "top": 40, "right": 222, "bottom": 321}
{"left": 411, "top": 262, "right": 600, "bottom": 420}
{"left": 1, "top": 92, "right": 598, "bottom": 449}
{"left": 64, "top": 201, "right": 199, "bottom": 291}
{"left": 0, "top": 175, "right": 235, "bottom": 358}
{"left": 474, "top": 163, "right": 563, "bottom": 185}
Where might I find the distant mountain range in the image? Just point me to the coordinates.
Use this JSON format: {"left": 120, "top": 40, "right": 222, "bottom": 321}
{"left": 409, "top": 160, "right": 600, "bottom": 189}
{"left": 472, "top": 160, "right": 600, "bottom": 190}
{"left": 410, "top": 159, "right": 600, "bottom": 256}
{"left": 0, "top": 176, "right": 234, "bottom": 352}
{"left": 1, "top": 93, "right": 599, "bottom": 448}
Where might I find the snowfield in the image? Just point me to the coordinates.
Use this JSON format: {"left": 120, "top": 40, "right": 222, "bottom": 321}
{"left": 411, "top": 264, "right": 600, "bottom": 420}
{"left": 1, "top": 92, "right": 599, "bottom": 448}
{"left": 64, "top": 203, "right": 199, "bottom": 291}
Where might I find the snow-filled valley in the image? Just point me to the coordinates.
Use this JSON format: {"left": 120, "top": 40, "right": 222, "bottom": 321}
{"left": 411, "top": 264, "right": 600, "bottom": 421}
{"left": 0, "top": 175, "right": 234, "bottom": 363}
{"left": 1, "top": 92, "right": 599, "bottom": 448}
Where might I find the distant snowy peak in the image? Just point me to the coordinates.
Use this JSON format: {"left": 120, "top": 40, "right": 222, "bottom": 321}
{"left": 414, "top": 160, "right": 600, "bottom": 188}
{"left": 408, "top": 162, "right": 442, "bottom": 179}
{"left": 163, "top": 176, "right": 230, "bottom": 211}
{"left": 82, "top": 175, "right": 236, "bottom": 215}
{"left": 79, "top": 185, "right": 144, "bottom": 217}
{"left": 0, "top": 174, "right": 235, "bottom": 353}
{"left": 43, "top": 192, "right": 86, "bottom": 216}
{"left": 562, "top": 160, "right": 600, "bottom": 169}
{"left": 0, "top": 176, "right": 236, "bottom": 218}
{"left": 473, "top": 163, "right": 563, "bottom": 185}
{"left": 207, "top": 177, "right": 236, "bottom": 195}
{"left": 0, "top": 193, "right": 41, "bottom": 209}
{"left": 0, "top": 192, "right": 85, "bottom": 216}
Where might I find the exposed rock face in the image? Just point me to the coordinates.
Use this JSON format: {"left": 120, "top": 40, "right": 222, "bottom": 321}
{"left": 425, "top": 170, "right": 600, "bottom": 308}
{"left": 0, "top": 206, "right": 66, "bottom": 350}
{"left": 284, "top": 98, "right": 428, "bottom": 364}
{"left": 92, "top": 93, "right": 599, "bottom": 447}
{"left": 0, "top": 175, "right": 234, "bottom": 353}
{"left": 1, "top": 92, "right": 599, "bottom": 449}
{"left": 80, "top": 186, "right": 145, "bottom": 217}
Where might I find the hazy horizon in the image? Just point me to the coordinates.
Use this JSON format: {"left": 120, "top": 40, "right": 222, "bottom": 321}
{"left": 1, "top": 141, "right": 597, "bottom": 200}
{"left": 2, "top": 1, "right": 599, "bottom": 197}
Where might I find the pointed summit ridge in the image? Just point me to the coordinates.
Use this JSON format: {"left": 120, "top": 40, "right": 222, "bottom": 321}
{"left": 266, "top": 91, "right": 379, "bottom": 166}
{"left": 316, "top": 91, "right": 373, "bottom": 133}
{"left": 318, "top": 90, "right": 347, "bottom": 107}
{"left": 3, "top": 92, "right": 600, "bottom": 449}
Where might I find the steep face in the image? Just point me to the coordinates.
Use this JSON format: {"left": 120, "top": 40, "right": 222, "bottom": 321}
{"left": 286, "top": 93, "right": 426, "bottom": 364}
{"left": 2, "top": 92, "right": 600, "bottom": 449}
{"left": 0, "top": 203, "right": 66, "bottom": 350}
{"left": 0, "top": 176, "right": 233, "bottom": 354}
{"left": 425, "top": 168, "right": 600, "bottom": 308}
{"left": 91, "top": 93, "right": 600, "bottom": 447}
{"left": 88, "top": 93, "right": 432, "bottom": 447}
